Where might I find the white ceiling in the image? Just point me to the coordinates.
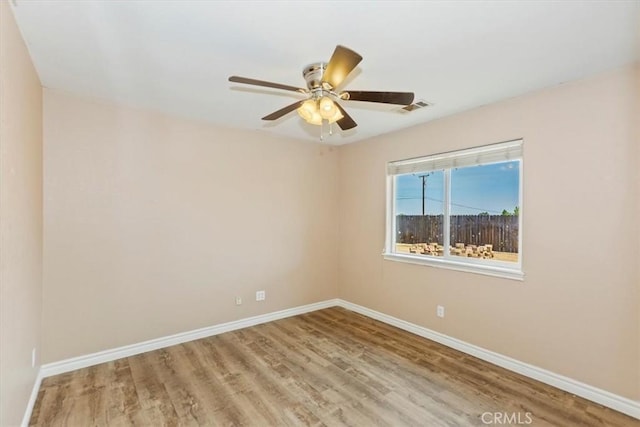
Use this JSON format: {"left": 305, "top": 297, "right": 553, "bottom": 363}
{"left": 10, "top": 0, "right": 640, "bottom": 144}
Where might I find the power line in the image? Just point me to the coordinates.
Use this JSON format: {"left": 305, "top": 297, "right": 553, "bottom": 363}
{"left": 395, "top": 195, "right": 505, "bottom": 214}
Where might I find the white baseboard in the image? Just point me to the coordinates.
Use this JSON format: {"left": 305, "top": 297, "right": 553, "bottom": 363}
{"left": 32, "top": 297, "right": 639, "bottom": 421}
{"left": 40, "top": 299, "right": 339, "bottom": 378}
{"left": 21, "top": 369, "right": 43, "bottom": 427}
{"left": 335, "top": 299, "right": 640, "bottom": 420}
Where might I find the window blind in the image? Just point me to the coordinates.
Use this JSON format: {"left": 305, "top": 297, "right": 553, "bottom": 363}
{"left": 387, "top": 139, "right": 523, "bottom": 175}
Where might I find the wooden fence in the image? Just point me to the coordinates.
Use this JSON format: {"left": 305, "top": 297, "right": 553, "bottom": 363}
{"left": 396, "top": 215, "right": 519, "bottom": 253}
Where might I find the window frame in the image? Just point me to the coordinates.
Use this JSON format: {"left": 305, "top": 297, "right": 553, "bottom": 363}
{"left": 384, "top": 140, "right": 524, "bottom": 281}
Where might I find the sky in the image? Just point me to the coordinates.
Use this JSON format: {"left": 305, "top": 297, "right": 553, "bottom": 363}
{"left": 395, "top": 161, "right": 520, "bottom": 215}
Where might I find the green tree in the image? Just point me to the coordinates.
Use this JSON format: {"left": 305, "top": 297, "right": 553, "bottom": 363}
{"left": 501, "top": 206, "right": 519, "bottom": 216}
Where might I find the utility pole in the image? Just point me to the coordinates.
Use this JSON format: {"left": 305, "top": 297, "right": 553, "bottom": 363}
{"left": 418, "top": 173, "right": 430, "bottom": 216}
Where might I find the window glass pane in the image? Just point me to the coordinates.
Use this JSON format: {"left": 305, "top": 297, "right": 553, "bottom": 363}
{"left": 449, "top": 161, "right": 519, "bottom": 263}
{"left": 394, "top": 171, "right": 445, "bottom": 257}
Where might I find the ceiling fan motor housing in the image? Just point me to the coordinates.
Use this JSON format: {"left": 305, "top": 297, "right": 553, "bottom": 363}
{"left": 303, "top": 62, "right": 329, "bottom": 91}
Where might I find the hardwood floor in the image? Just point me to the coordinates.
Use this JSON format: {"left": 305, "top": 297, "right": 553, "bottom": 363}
{"left": 30, "top": 307, "right": 638, "bottom": 426}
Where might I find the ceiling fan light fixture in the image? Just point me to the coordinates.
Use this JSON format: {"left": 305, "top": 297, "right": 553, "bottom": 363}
{"left": 319, "top": 96, "right": 337, "bottom": 119}
{"left": 297, "top": 99, "right": 317, "bottom": 122}
{"left": 297, "top": 98, "right": 326, "bottom": 126}
{"left": 297, "top": 96, "right": 344, "bottom": 126}
{"left": 296, "top": 97, "right": 343, "bottom": 126}
{"left": 327, "top": 108, "right": 344, "bottom": 124}
{"left": 309, "top": 109, "right": 323, "bottom": 126}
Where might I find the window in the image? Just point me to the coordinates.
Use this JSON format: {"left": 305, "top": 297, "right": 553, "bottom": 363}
{"left": 385, "top": 140, "right": 523, "bottom": 280}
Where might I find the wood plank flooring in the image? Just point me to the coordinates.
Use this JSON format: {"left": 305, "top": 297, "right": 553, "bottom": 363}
{"left": 30, "top": 307, "right": 638, "bottom": 426}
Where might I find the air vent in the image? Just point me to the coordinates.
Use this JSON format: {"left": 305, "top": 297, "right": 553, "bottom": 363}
{"left": 401, "top": 100, "right": 432, "bottom": 112}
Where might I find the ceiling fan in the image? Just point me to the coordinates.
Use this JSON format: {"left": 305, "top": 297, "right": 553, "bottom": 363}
{"left": 228, "top": 45, "right": 415, "bottom": 131}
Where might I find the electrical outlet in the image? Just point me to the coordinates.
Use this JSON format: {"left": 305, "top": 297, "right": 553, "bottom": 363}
{"left": 256, "top": 290, "right": 266, "bottom": 301}
{"left": 437, "top": 305, "right": 445, "bottom": 318}
{"left": 235, "top": 296, "right": 242, "bottom": 305}
{"left": 31, "top": 348, "right": 36, "bottom": 368}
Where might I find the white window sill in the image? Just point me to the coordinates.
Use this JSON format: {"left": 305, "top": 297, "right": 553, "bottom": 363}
{"left": 383, "top": 252, "right": 524, "bottom": 281}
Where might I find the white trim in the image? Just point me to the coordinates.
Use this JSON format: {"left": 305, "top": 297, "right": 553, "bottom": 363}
{"left": 385, "top": 173, "right": 395, "bottom": 253}
{"left": 40, "top": 299, "right": 339, "bottom": 378}
{"left": 443, "top": 168, "right": 451, "bottom": 251}
{"left": 382, "top": 253, "right": 524, "bottom": 281}
{"left": 335, "top": 299, "right": 640, "bottom": 420}
{"left": 21, "top": 369, "right": 43, "bottom": 427}
{"left": 387, "top": 139, "right": 523, "bottom": 175}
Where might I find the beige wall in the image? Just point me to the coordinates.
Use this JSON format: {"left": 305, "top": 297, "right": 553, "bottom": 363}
{"left": 0, "top": 1, "right": 43, "bottom": 425}
{"left": 42, "top": 90, "right": 339, "bottom": 362}
{"left": 338, "top": 64, "right": 640, "bottom": 400}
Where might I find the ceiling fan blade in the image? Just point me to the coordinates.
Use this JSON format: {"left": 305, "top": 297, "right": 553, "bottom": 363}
{"left": 342, "top": 91, "right": 415, "bottom": 105}
{"left": 262, "top": 100, "right": 305, "bottom": 121}
{"left": 334, "top": 103, "right": 357, "bottom": 130}
{"left": 229, "top": 76, "right": 306, "bottom": 93}
{"left": 323, "top": 45, "right": 363, "bottom": 89}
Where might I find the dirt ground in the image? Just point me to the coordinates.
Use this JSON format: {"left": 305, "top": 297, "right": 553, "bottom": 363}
{"left": 395, "top": 243, "right": 519, "bottom": 263}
